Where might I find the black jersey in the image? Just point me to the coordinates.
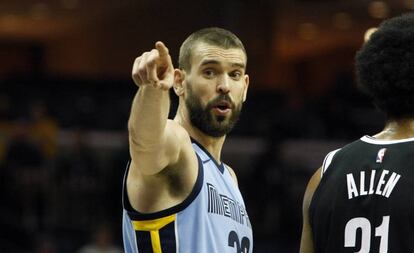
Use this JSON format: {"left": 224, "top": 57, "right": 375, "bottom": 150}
{"left": 309, "top": 136, "right": 414, "bottom": 253}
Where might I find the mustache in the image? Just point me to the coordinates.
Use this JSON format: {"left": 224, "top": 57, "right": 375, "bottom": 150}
{"left": 207, "top": 94, "right": 235, "bottom": 109}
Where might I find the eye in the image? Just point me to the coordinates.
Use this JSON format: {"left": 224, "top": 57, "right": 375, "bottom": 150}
{"left": 203, "top": 69, "right": 216, "bottom": 79}
{"left": 230, "top": 71, "right": 242, "bottom": 80}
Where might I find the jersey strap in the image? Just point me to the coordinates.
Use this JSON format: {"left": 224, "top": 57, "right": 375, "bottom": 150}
{"left": 321, "top": 148, "right": 341, "bottom": 177}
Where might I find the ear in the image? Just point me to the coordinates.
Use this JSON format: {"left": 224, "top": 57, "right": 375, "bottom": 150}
{"left": 242, "top": 74, "right": 249, "bottom": 102}
{"left": 173, "top": 69, "right": 185, "bottom": 96}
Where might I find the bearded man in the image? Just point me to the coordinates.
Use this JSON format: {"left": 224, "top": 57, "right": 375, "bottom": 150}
{"left": 122, "top": 27, "right": 253, "bottom": 253}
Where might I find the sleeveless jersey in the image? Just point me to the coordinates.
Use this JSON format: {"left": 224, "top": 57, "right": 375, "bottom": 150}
{"left": 122, "top": 139, "right": 253, "bottom": 253}
{"left": 309, "top": 135, "right": 414, "bottom": 253}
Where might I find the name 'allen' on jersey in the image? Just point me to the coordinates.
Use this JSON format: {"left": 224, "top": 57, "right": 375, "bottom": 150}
{"left": 346, "top": 169, "right": 401, "bottom": 199}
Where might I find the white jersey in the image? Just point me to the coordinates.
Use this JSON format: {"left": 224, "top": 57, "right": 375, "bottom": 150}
{"left": 122, "top": 140, "right": 253, "bottom": 253}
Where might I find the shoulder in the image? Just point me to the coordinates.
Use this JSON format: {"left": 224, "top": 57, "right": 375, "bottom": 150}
{"left": 304, "top": 167, "right": 322, "bottom": 209}
{"left": 224, "top": 164, "right": 238, "bottom": 186}
{"left": 321, "top": 148, "right": 341, "bottom": 176}
{"left": 166, "top": 119, "right": 191, "bottom": 141}
{"left": 321, "top": 139, "right": 363, "bottom": 176}
{"left": 165, "top": 119, "right": 196, "bottom": 163}
{"left": 167, "top": 118, "right": 185, "bottom": 131}
{"left": 300, "top": 168, "right": 321, "bottom": 253}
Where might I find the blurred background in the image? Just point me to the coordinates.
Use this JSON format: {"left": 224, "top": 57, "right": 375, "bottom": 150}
{"left": 0, "top": 0, "right": 411, "bottom": 252}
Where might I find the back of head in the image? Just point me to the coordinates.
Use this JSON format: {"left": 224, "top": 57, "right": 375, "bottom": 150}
{"left": 355, "top": 12, "right": 414, "bottom": 119}
{"left": 178, "top": 27, "right": 247, "bottom": 72}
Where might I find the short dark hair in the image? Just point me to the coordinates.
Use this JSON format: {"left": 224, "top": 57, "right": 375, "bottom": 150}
{"left": 178, "top": 27, "right": 247, "bottom": 72}
{"left": 355, "top": 12, "right": 414, "bottom": 119}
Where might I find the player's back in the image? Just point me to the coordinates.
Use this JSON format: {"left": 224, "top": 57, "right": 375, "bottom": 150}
{"left": 309, "top": 135, "right": 414, "bottom": 253}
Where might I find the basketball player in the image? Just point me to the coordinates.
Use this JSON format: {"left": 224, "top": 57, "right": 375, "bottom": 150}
{"left": 300, "top": 13, "right": 414, "bottom": 253}
{"left": 122, "top": 28, "right": 253, "bottom": 253}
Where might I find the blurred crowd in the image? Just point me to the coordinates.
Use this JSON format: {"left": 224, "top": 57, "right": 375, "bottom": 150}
{"left": 0, "top": 81, "right": 126, "bottom": 252}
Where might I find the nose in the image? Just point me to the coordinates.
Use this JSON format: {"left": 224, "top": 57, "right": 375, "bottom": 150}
{"left": 217, "top": 75, "right": 230, "bottom": 94}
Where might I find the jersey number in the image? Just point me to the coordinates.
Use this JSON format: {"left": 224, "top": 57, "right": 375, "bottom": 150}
{"left": 228, "top": 230, "right": 250, "bottom": 253}
{"left": 344, "top": 216, "right": 390, "bottom": 253}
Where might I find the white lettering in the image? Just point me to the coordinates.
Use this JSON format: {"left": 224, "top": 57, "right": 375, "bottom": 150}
{"left": 346, "top": 169, "right": 401, "bottom": 199}
{"left": 360, "top": 171, "right": 368, "bottom": 196}
{"left": 369, "top": 170, "right": 376, "bottom": 194}
{"left": 382, "top": 173, "right": 401, "bottom": 198}
{"left": 376, "top": 170, "right": 389, "bottom": 195}
{"left": 347, "top": 173, "right": 359, "bottom": 199}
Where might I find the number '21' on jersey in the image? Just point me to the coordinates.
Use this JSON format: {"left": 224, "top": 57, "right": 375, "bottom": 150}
{"left": 309, "top": 136, "right": 414, "bottom": 253}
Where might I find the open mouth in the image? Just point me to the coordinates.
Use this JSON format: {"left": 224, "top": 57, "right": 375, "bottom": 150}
{"left": 212, "top": 100, "right": 232, "bottom": 115}
{"left": 215, "top": 101, "right": 231, "bottom": 110}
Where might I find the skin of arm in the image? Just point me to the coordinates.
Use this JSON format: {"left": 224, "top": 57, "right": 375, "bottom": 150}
{"left": 126, "top": 42, "right": 198, "bottom": 213}
{"left": 128, "top": 87, "right": 179, "bottom": 175}
{"left": 300, "top": 167, "right": 322, "bottom": 253}
{"left": 224, "top": 164, "right": 239, "bottom": 186}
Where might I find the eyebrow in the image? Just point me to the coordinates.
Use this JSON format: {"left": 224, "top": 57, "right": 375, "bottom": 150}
{"left": 200, "top": 60, "right": 246, "bottom": 69}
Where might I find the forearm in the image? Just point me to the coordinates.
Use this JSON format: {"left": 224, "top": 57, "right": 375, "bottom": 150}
{"left": 127, "top": 41, "right": 177, "bottom": 175}
{"left": 128, "top": 85, "right": 170, "bottom": 153}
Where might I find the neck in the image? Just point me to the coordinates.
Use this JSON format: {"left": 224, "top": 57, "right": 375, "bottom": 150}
{"left": 174, "top": 106, "right": 225, "bottom": 162}
{"left": 374, "top": 118, "right": 414, "bottom": 139}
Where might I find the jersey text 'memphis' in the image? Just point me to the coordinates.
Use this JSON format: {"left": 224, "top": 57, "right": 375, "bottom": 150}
{"left": 207, "top": 183, "right": 252, "bottom": 228}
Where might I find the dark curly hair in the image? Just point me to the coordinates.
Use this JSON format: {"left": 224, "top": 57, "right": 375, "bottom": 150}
{"left": 355, "top": 12, "right": 414, "bottom": 119}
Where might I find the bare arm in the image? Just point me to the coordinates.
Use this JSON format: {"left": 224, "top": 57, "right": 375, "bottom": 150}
{"left": 300, "top": 167, "right": 322, "bottom": 253}
{"left": 126, "top": 42, "right": 198, "bottom": 214}
{"left": 128, "top": 41, "right": 186, "bottom": 175}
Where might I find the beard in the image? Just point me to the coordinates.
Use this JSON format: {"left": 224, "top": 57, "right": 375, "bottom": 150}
{"left": 185, "top": 83, "right": 242, "bottom": 137}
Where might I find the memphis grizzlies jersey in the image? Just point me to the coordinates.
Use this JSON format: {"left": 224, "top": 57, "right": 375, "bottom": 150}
{"left": 122, "top": 139, "right": 253, "bottom": 253}
{"left": 309, "top": 135, "right": 414, "bottom": 253}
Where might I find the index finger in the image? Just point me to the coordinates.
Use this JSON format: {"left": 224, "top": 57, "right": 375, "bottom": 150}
{"left": 155, "top": 41, "right": 169, "bottom": 58}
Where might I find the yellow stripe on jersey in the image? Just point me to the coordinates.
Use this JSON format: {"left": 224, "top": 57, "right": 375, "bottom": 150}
{"left": 150, "top": 230, "right": 162, "bottom": 253}
{"left": 132, "top": 214, "right": 176, "bottom": 231}
{"left": 131, "top": 214, "right": 177, "bottom": 253}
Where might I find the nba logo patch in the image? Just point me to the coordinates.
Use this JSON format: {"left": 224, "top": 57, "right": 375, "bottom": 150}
{"left": 376, "top": 148, "right": 387, "bottom": 163}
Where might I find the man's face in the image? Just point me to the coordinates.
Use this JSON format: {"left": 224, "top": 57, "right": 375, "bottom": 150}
{"left": 185, "top": 83, "right": 242, "bottom": 137}
{"left": 183, "top": 43, "right": 249, "bottom": 137}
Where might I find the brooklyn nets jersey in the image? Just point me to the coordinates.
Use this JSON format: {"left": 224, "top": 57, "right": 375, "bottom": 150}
{"left": 122, "top": 139, "right": 253, "bottom": 253}
{"left": 309, "top": 135, "right": 414, "bottom": 253}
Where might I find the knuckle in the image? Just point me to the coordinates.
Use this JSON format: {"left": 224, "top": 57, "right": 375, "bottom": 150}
{"left": 138, "top": 67, "right": 147, "bottom": 77}
{"left": 147, "top": 57, "right": 156, "bottom": 67}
